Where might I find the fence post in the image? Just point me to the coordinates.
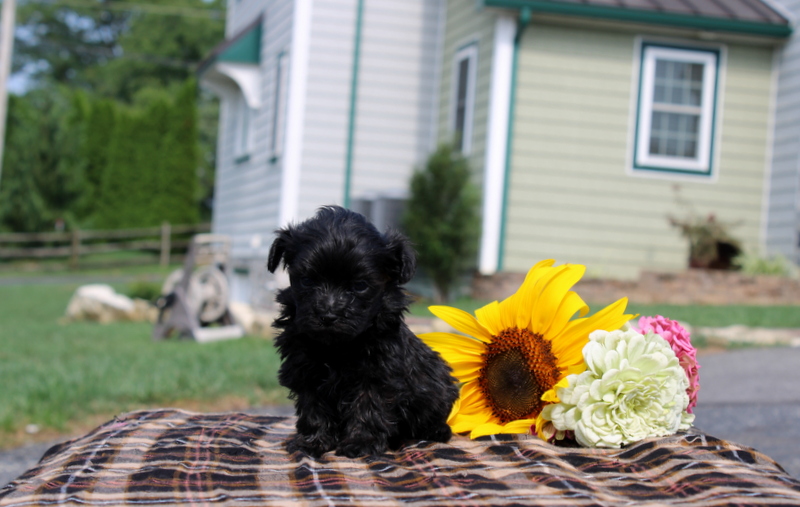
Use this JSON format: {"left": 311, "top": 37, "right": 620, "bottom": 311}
{"left": 69, "top": 229, "right": 81, "bottom": 270}
{"left": 160, "top": 221, "right": 171, "bottom": 267}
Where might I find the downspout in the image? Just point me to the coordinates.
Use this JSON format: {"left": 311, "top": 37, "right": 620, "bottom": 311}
{"left": 497, "top": 6, "right": 531, "bottom": 271}
{"left": 343, "top": 0, "right": 365, "bottom": 208}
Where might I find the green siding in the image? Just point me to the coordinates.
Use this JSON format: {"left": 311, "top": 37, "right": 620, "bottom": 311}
{"left": 503, "top": 24, "right": 775, "bottom": 279}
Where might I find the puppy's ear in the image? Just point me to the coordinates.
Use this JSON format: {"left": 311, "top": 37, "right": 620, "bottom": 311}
{"left": 385, "top": 229, "right": 416, "bottom": 284}
{"left": 267, "top": 228, "right": 293, "bottom": 273}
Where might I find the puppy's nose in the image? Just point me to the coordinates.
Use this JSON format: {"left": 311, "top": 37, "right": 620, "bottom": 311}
{"left": 320, "top": 313, "right": 338, "bottom": 326}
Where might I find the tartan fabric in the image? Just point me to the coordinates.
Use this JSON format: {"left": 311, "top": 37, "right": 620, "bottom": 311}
{"left": 2, "top": 409, "right": 800, "bottom": 506}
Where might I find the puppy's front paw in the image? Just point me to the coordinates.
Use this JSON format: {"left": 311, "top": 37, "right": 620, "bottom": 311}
{"left": 285, "top": 433, "right": 335, "bottom": 458}
{"left": 335, "top": 437, "right": 387, "bottom": 458}
{"left": 427, "top": 423, "right": 453, "bottom": 443}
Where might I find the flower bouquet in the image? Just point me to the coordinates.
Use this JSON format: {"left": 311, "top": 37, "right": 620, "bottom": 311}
{"left": 420, "top": 260, "right": 700, "bottom": 449}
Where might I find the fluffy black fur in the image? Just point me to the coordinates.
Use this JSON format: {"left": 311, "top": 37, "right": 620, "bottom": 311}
{"left": 267, "top": 205, "right": 459, "bottom": 458}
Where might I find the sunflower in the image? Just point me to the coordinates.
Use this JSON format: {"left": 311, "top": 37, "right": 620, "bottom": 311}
{"left": 420, "top": 259, "right": 634, "bottom": 439}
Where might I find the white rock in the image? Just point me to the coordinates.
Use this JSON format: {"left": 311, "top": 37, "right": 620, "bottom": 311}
{"left": 65, "top": 284, "right": 152, "bottom": 324}
{"left": 229, "top": 301, "right": 275, "bottom": 337}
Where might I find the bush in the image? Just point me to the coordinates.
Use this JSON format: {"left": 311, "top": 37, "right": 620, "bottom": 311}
{"left": 126, "top": 280, "right": 163, "bottom": 302}
{"left": 734, "top": 252, "right": 797, "bottom": 277}
{"left": 402, "top": 144, "right": 480, "bottom": 302}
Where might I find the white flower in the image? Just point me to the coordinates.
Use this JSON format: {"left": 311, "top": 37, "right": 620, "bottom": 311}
{"left": 541, "top": 328, "right": 695, "bottom": 448}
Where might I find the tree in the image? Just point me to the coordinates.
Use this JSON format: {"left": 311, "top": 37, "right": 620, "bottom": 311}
{"left": 13, "top": 0, "right": 224, "bottom": 221}
{"left": 0, "top": 87, "right": 87, "bottom": 232}
{"left": 93, "top": 81, "right": 200, "bottom": 229}
{"left": 402, "top": 144, "right": 481, "bottom": 302}
{"left": 14, "top": 0, "right": 224, "bottom": 96}
{"left": 13, "top": 1, "right": 129, "bottom": 88}
{"left": 76, "top": 96, "right": 116, "bottom": 223}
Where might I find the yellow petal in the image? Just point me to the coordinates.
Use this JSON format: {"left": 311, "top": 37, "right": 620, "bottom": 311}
{"left": 545, "top": 291, "right": 589, "bottom": 337}
{"left": 457, "top": 382, "right": 488, "bottom": 414}
{"left": 474, "top": 301, "right": 503, "bottom": 336}
{"left": 419, "top": 332, "right": 485, "bottom": 357}
{"left": 550, "top": 331, "right": 589, "bottom": 368}
{"left": 541, "top": 388, "right": 560, "bottom": 404}
{"left": 513, "top": 261, "right": 564, "bottom": 329}
{"left": 469, "top": 419, "right": 536, "bottom": 439}
{"left": 560, "top": 298, "right": 633, "bottom": 345}
{"left": 531, "top": 264, "right": 586, "bottom": 334}
{"left": 429, "top": 306, "right": 493, "bottom": 343}
{"left": 449, "top": 361, "right": 483, "bottom": 382}
{"left": 450, "top": 412, "right": 492, "bottom": 434}
{"left": 447, "top": 397, "right": 462, "bottom": 424}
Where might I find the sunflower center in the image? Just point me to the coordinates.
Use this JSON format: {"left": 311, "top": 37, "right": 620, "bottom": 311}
{"left": 479, "top": 327, "right": 561, "bottom": 424}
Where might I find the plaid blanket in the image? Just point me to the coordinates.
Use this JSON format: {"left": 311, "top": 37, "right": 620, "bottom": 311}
{"left": 2, "top": 409, "right": 800, "bottom": 506}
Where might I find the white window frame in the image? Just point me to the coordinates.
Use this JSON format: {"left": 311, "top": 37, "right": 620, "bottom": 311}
{"left": 450, "top": 42, "right": 478, "bottom": 155}
{"left": 234, "top": 92, "right": 254, "bottom": 161}
{"left": 632, "top": 42, "right": 721, "bottom": 177}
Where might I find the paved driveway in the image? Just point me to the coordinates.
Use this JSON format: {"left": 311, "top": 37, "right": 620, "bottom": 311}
{"left": 692, "top": 346, "right": 800, "bottom": 478}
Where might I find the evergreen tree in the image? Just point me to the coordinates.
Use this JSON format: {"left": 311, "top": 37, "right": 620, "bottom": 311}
{"left": 160, "top": 79, "right": 200, "bottom": 225}
{"left": 402, "top": 144, "right": 481, "bottom": 302}
{"left": 0, "top": 88, "right": 87, "bottom": 232}
{"left": 78, "top": 97, "right": 117, "bottom": 223}
{"left": 93, "top": 83, "right": 200, "bottom": 229}
{"left": 0, "top": 96, "right": 50, "bottom": 232}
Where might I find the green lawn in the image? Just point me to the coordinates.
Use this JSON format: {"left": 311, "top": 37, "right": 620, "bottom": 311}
{"left": 3, "top": 276, "right": 799, "bottom": 450}
{"left": 0, "top": 281, "right": 288, "bottom": 449}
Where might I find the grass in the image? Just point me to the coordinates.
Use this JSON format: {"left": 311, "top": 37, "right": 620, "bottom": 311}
{"left": 0, "top": 281, "right": 289, "bottom": 449}
{"left": 4, "top": 273, "right": 799, "bottom": 450}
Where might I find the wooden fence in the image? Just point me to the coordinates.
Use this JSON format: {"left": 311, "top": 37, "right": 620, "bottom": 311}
{"left": 0, "top": 222, "right": 211, "bottom": 270}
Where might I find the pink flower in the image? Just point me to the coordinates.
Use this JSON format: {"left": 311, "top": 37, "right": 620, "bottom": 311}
{"left": 635, "top": 315, "right": 700, "bottom": 413}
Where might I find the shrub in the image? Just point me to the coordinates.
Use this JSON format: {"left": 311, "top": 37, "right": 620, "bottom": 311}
{"left": 402, "top": 144, "right": 480, "bottom": 302}
{"left": 734, "top": 252, "right": 797, "bottom": 277}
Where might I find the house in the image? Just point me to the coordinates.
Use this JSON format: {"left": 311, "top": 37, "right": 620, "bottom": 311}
{"left": 200, "top": 0, "right": 794, "bottom": 303}
{"left": 199, "top": 0, "right": 445, "bottom": 302}
{"left": 766, "top": 0, "right": 800, "bottom": 264}
{"left": 441, "top": 0, "right": 792, "bottom": 279}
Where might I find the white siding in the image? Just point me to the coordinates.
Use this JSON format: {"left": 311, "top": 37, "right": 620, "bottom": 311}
{"left": 295, "top": 0, "right": 357, "bottom": 219}
{"left": 213, "top": 0, "right": 293, "bottom": 262}
{"left": 768, "top": 0, "right": 800, "bottom": 263}
{"left": 350, "top": 0, "right": 444, "bottom": 198}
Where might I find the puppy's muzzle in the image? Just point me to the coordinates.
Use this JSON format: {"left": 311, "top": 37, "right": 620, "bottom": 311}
{"left": 319, "top": 312, "right": 338, "bottom": 326}
{"left": 315, "top": 292, "right": 348, "bottom": 328}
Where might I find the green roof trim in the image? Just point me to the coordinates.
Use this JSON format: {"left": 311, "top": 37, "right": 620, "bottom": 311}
{"left": 197, "top": 17, "right": 263, "bottom": 75}
{"left": 482, "top": 0, "right": 792, "bottom": 38}
{"left": 218, "top": 22, "right": 262, "bottom": 64}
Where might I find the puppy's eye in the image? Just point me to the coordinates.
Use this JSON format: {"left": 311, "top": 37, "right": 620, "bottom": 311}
{"left": 299, "top": 276, "right": 314, "bottom": 288}
{"left": 352, "top": 281, "right": 369, "bottom": 293}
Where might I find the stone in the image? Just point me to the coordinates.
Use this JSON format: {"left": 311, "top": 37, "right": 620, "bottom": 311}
{"left": 64, "top": 284, "right": 157, "bottom": 324}
{"left": 228, "top": 302, "right": 276, "bottom": 338}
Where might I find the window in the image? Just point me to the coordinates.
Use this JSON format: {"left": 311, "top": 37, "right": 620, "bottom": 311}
{"left": 270, "top": 51, "right": 289, "bottom": 161}
{"left": 451, "top": 43, "right": 477, "bottom": 154}
{"left": 633, "top": 43, "right": 721, "bottom": 177}
{"left": 234, "top": 93, "right": 253, "bottom": 161}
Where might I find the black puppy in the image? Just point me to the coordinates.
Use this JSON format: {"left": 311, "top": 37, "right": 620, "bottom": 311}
{"left": 267, "top": 205, "right": 458, "bottom": 458}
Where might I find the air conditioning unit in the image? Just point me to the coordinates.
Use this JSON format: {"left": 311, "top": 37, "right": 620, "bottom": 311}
{"left": 349, "top": 194, "right": 407, "bottom": 232}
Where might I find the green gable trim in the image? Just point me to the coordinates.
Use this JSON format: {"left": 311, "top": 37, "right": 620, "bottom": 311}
{"left": 197, "top": 17, "right": 263, "bottom": 75}
{"left": 218, "top": 22, "right": 262, "bottom": 64}
{"left": 482, "top": 0, "right": 792, "bottom": 38}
